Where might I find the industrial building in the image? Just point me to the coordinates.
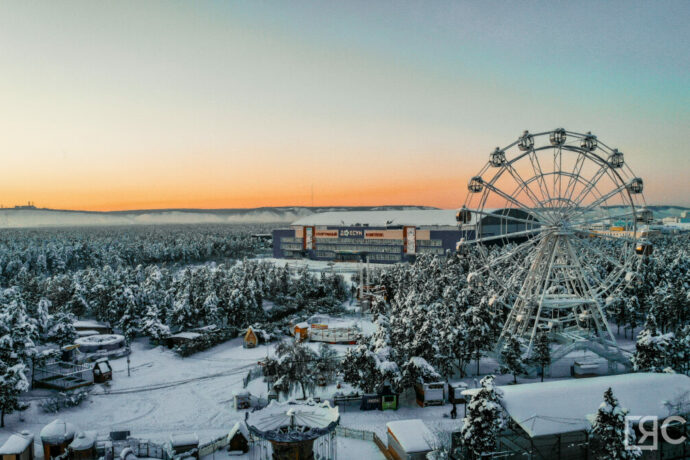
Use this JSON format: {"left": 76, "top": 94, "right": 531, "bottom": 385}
{"left": 271, "top": 209, "right": 538, "bottom": 264}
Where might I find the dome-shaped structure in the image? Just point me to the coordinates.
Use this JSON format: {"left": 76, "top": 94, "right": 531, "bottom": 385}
{"left": 40, "top": 419, "right": 78, "bottom": 460}
{"left": 246, "top": 400, "right": 339, "bottom": 460}
{"left": 69, "top": 432, "right": 96, "bottom": 460}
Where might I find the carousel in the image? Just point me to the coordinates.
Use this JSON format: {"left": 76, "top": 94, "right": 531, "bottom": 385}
{"left": 246, "top": 399, "right": 339, "bottom": 460}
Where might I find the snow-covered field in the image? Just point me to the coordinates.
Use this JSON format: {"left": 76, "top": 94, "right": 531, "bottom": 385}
{"left": 0, "top": 321, "right": 639, "bottom": 459}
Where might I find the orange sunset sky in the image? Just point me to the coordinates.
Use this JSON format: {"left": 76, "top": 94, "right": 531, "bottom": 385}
{"left": 1, "top": 2, "right": 688, "bottom": 211}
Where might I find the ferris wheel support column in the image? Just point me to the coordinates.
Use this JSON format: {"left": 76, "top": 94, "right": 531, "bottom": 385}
{"left": 563, "top": 235, "right": 616, "bottom": 344}
{"left": 525, "top": 234, "right": 562, "bottom": 356}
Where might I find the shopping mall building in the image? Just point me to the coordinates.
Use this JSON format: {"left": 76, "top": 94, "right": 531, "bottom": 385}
{"left": 271, "top": 209, "right": 536, "bottom": 264}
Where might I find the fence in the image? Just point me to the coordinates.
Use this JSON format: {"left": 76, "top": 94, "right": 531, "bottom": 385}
{"left": 33, "top": 360, "right": 93, "bottom": 390}
{"left": 198, "top": 434, "right": 230, "bottom": 458}
{"left": 243, "top": 366, "right": 264, "bottom": 388}
{"left": 309, "top": 328, "right": 358, "bottom": 344}
{"left": 96, "top": 438, "right": 167, "bottom": 460}
{"left": 336, "top": 427, "right": 389, "bottom": 459}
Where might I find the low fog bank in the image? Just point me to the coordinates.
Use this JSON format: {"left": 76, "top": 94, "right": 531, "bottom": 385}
{"left": 0, "top": 206, "right": 435, "bottom": 228}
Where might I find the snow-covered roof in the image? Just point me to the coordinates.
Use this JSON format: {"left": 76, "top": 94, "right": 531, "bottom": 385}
{"left": 246, "top": 400, "right": 339, "bottom": 442}
{"left": 170, "top": 433, "right": 199, "bottom": 447}
{"left": 386, "top": 419, "right": 435, "bottom": 453}
{"left": 308, "top": 315, "right": 358, "bottom": 329}
{"left": 228, "top": 422, "right": 250, "bottom": 441}
{"left": 75, "top": 334, "right": 124, "bottom": 346}
{"left": 69, "top": 431, "right": 96, "bottom": 451}
{"left": 498, "top": 373, "right": 690, "bottom": 438}
{"left": 0, "top": 434, "right": 33, "bottom": 454}
{"left": 76, "top": 330, "right": 99, "bottom": 337}
{"left": 40, "top": 419, "right": 78, "bottom": 444}
{"left": 292, "top": 210, "right": 459, "bottom": 228}
{"left": 169, "top": 332, "right": 201, "bottom": 340}
{"left": 74, "top": 319, "right": 110, "bottom": 329}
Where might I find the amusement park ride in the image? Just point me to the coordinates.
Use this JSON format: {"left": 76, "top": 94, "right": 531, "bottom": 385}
{"left": 458, "top": 129, "right": 651, "bottom": 367}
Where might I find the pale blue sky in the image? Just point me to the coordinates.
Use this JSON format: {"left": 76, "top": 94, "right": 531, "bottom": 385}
{"left": 0, "top": 1, "right": 688, "bottom": 209}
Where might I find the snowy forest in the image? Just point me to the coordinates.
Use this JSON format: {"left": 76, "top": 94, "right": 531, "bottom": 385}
{"left": 0, "top": 225, "right": 688, "bottom": 429}
{"left": 342, "top": 234, "right": 690, "bottom": 393}
{"left": 0, "top": 224, "right": 349, "bottom": 425}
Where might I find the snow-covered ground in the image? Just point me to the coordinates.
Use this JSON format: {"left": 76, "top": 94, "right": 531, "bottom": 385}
{"left": 0, "top": 321, "right": 640, "bottom": 459}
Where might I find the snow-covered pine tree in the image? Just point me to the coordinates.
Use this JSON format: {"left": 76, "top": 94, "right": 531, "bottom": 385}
{"left": 672, "top": 324, "right": 690, "bottom": 375}
{"left": 48, "top": 311, "right": 77, "bottom": 346}
{"left": 119, "top": 288, "right": 140, "bottom": 344}
{"left": 35, "top": 298, "right": 52, "bottom": 339}
{"left": 531, "top": 327, "right": 551, "bottom": 382}
{"left": 202, "top": 292, "right": 221, "bottom": 326}
{"left": 341, "top": 345, "right": 379, "bottom": 393}
{"left": 461, "top": 375, "right": 503, "bottom": 459}
{"left": 590, "top": 387, "right": 641, "bottom": 459}
{"left": 631, "top": 314, "right": 674, "bottom": 372}
{"left": 0, "top": 298, "right": 36, "bottom": 427}
{"left": 498, "top": 334, "right": 526, "bottom": 384}
{"left": 141, "top": 305, "right": 171, "bottom": 344}
{"left": 463, "top": 302, "right": 495, "bottom": 376}
{"left": 273, "top": 339, "right": 318, "bottom": 399}
{"left": 314, "top": 343, "right": 338, "bottom": 386}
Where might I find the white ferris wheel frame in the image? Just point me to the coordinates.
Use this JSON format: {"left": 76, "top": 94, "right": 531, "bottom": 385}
{"left": 461, "top": 129, "right": 647, "bottom": 355}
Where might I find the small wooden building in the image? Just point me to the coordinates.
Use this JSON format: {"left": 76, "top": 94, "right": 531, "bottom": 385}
{"left": 294, "top": 322, "right": 309, "bottom": 342}
{"left": 40, "top": 419, "right": 77, "bottom": 460}
{"left": 386, "top": 419, "right": 435, "bottom": 460}
{"left": 69, "top": 432, "right": 96, "bottom": 460}
{"left": 234, "top": 390, "right": 252, "bottom": 410}
{"left": 0, "top": 433, "right": 34, "bottom": 460}
{"left": 93, "top": 358, "right": 113, "bottom": 383}
{"left": 414, "top": 382, "right": 445, "bottom": 407}
{"left": 227, "top": 422, "right": 250, "bottom": 454}
{"left": 447, "top": 382, "right": 468, "bottom": 404}
{"left": 169, "top": 433, "right": 199, "bottom": 459}
{"left": 244, "top": 326, "right": 258, "bottom": 348}
{"left": 379, "top": 385, "right": 399, "bottom": 411}
{"left": 360, "top": 394, "right": 381, "bottom": 411}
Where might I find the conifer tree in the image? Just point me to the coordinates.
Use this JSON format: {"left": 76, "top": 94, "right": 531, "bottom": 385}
{"left": 0, "top": 299, "right": 36, "bottom": 427}
{"left": 590, "top": 387, "right": 641, "bottom": 459}
{"left": 531, "top": 328, "right": 551, "bottom": 382}
{"left": 461, "top": 375, "right": 503, "bottom": 459}
{"left": 498, "top": 334, "right": 526, "bottom": 384}
{"left": 631, "top": 314, "right": 673, "bottom": 372}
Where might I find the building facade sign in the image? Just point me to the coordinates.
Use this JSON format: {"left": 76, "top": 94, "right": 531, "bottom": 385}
{"left": 339, "top": 229, "right": 364, "bottom": 238}
{"left": 403, "top": 226, "right": 416, "bottom": 254}
{"left": 364, "top": 229, "right": 403, "bottom": 240}
{"left": 304, "top": 226, "right": 314, "bottom": 250}
{"left": 315, "top": 230, "right": 338, "bottom": 238}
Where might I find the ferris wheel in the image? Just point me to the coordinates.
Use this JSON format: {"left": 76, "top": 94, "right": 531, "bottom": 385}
{"left": 458, "top": 129, "right": 649, "bottom": 356}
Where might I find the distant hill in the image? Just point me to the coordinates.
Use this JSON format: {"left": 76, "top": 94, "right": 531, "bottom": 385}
{"left": 0, "top": 205, "right": 685, "bottom": 229}
{"left": 0, "top": 205, "right": 436, "bottom": 228}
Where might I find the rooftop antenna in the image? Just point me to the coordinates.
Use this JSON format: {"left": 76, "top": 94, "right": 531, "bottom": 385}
{"left": 311, "top": 184, "right": 314, "bottom": 208}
